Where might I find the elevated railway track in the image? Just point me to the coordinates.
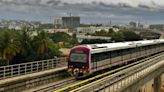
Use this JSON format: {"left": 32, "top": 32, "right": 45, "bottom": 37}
{"left": 53, "top": 52, "right": 164, "bottom": 92}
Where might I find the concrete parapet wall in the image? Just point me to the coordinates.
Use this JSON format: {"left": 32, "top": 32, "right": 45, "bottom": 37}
{"left": 0, "top": 67, "right": 67, "bottom": 92}
{"left": 120, "top": 65, "right": 164, "bottom": 92}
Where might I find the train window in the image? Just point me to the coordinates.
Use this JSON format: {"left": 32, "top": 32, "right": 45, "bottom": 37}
{"left": 136, "top": 47, "right": 140, "bottom": 52}
{"left": 70, "top": 53, "right": 87, "bottom": 63}
{"left": 102, "top": 52, "right": 110, "bottom": 60}
{"left": 131, "top": 48, "right": 135, "bottom": 53}
{"left": 91, "top": 51, "right": 111, "bottom": 62}
{"left": 92, "top": 53, "right": 99, "bottom": 62}
{"left": 104, "top": 52, "right": 110, "bottom": 59}
{"left": 139, "top": 47, "right": 142, "bottom": 51}
{"left": 117, "top": 50, "right": 121, "bottom": 56}
{"left": 91, "top": 54, "right": 95, "bottom": 62}
{"left": 146, "top": 46, "right": 150, "bottom": 50}
{"left": 122, "top": 48, "right": 133, "bottom": 55}
{"left": 111, "top": 51, "right": 118, "bottom": 58}
{"left": 140, "top": 46, "right": 143, "bottom": 50}
{"left": 122, "top": 49, "right": 129, "bottom": 55}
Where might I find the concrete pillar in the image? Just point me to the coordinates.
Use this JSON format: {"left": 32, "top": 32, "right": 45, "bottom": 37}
{"left": 154, "top": 74, "right": 161, "bottom": 92}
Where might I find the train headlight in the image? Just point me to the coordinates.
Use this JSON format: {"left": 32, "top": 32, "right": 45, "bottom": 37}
{"left": 82, "top": 66, "right": 88, "bottom": 69}
{"left": 83, "top": 70, "right": 86, "bottom": 74}
{"left": 74, "top": 68, "right": 79, "bottom": 72}
{"left": 80, "top": 69, "right": 83, "bottom": 73}
{"left": 69, "top": 65, "right": 73, "bottom": 68}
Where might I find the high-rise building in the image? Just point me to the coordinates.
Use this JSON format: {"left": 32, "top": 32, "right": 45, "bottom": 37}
{"left": 54, "top": 16, "right": 80, "bottom": 31}
{"left": 54, "top": 18, "right": 62, "bottom": 28}
{"left": 54, "top": 18, "right": 62, "bottom": 24}
{"left": 62, "top": 16, "right": 80, "bottom": 29}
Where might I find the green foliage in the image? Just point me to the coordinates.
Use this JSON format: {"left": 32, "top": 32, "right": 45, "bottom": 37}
{"left": 50, "top": 32, "right": 71, "bottom": 43}
{"left": 70, "top": 33, "right": 78, "bottom": 45}
{"left": 39, "top": 23, "right": 55, "bottom": 29}
{"left": 15, "top": 28, "right": 33, "bottom": 56}
{"left": 0, "top": 29, "right": 20, "bottom": 64}
{"left": 122, "top": 31, "right": 142, "bottom": 41}
{"left": 92, "top": 30, "right": 108, "bottom": 36}
{"left": 50, "top": 32, "right": 78, "bottom": 48}
{"left": 33, "top": 31, "right": 59, "bottom": 60}
{"left": 140, "top": 31, "right": 161, "bottom": 39}
{"left": 89, "top": 28, "right": 142, "bottom": 43}
{"left": 91, "top": 29, "right": 114, "bottom": 37}
{"left": 81, "top": 39, "right": 109, "bottom": 44}
{"left": 0, "top": 28, "right": 62, "bottom": 65}
{"left": 48, "top": 44, "right": 61, "bottom": 57}
{"left": 111, "top": 31, "right": 124, "bottom": 42}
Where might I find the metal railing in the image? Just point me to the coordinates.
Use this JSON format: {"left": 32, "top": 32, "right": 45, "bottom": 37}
{"left": 104, "top": 57, "right": 164, "bottom": 92}
{"left": 0, "top": 57, "right": 67, "bottom": 80}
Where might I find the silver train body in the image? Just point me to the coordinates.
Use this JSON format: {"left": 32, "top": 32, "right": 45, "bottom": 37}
{"left": 68, "top": 39, "right": 164, "bottom": 78}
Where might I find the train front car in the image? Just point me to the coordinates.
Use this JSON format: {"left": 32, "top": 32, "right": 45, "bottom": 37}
{"left": 67, "top": 46, "right": 90, "bottom": 79}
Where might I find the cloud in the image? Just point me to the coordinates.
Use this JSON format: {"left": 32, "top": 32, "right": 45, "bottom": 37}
{"left": 0, "top": 0, "right": 164, "bottom": 13}
{"left": 55, "top": 0, "right": 164, "bottom": 10}
{"left": 0, "top": 0, "right": 164, "bottom": 9}
{"left": 0, "top": 0, "right": 164, "bottom": 24}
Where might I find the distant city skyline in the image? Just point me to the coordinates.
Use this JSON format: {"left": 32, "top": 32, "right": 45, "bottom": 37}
{"left": 0, "top": 0, "right": 164, "bottom": 24}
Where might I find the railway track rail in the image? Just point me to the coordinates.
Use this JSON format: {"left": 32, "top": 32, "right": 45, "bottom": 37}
{"left": 54, "top": 52, "right": 164, "bottom": 92}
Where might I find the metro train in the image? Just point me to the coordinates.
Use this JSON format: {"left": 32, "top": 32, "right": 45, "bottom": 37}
{"left": 67, "top": 39, "right": 164, "bottom": 78}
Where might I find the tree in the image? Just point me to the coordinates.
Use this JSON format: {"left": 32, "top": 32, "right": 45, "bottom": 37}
{"left": 81, "top": 39, "right": 108, "bottom": 44}
{"left": 0, "top": 29, "right": 20, "bottom": 65}
{"left": 0, "top": 28, "right": 63, "bottom": 65}
{"left": 13, "top": 28, "right": 35, "bottom": 63}
{"left": 33, "top": 31, "right": 57, "bottom": 60}
{"left": 70, "top": 33, "right": 78, "bottom": 45}
{"left": 92, "top": 30, "right": 109, "bottom": 36}
{"left": 111, "top": 31, "right": 124, "bottom": 42}
{"left": 38, "top": 23, "right": 55, "bottom": 29}
{"left": 51, "top": 32, "right": 72, "bottom": 43}
{"left": 47, "top": 44, "right": 61, "bottom": 57}
{"left": 50, "top": 32, "right": 76, "bottom": 48}
{"left": 16, "top": 28, "right": 33, "bottom": 56}
{"left": 122, "top": 31, "right": 142, "bottom": 41}
{"left": 108, "top": 28, "right": 114, "bottom": 36}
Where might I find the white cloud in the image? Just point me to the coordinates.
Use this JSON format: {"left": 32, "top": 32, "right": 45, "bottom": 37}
{"left": 0, "top": 0, "right": 164, "bottom": 9}
{"left": 0, "top": 0, "right": 164, "bottom": 24}
{"left": 58, "top": 0, "right": 164, "bottom": 9}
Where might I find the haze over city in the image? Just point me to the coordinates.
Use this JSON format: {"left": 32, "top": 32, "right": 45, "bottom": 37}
{"left": 0, "top": 0, "right": 164, "bottom": 24}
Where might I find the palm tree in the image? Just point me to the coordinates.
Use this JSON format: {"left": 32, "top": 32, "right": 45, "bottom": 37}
{"left": 14, "top": 28, "right": 35, "bottom": 62}
{"left": 0, "top": 29, "right": 20, "bottom": 65}
{"left": 16, "top": 28, "right": 33, "bottom": 56}
{"left": 33, "top": 31, "right": 54, "bottom": 59}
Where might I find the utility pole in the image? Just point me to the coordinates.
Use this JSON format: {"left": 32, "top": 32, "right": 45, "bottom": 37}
{"left": 110, "top": 20, "right": 112, "bottom": 27}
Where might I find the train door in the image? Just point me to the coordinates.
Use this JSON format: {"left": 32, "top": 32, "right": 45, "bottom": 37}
{"left": 94, "top": 54, "right": 98, "bottom": 71}
{"left": 91, "top": 53, "right": 98, "bottom": 72}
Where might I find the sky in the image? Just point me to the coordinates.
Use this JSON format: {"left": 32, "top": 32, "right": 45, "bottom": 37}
{"left": 0, "top": 0, "right": 164, "bottom": 25}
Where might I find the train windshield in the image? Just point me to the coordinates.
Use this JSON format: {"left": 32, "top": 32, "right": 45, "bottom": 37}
{"left": 70, "top": 52, "right": 87, "bottom": 63}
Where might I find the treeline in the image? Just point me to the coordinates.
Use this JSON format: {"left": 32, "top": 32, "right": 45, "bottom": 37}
{"left": 0, "top": 28, "right": 77, "bottom": 65}
{"left": 0, "top": 27, "right": 144, "bottom": 65}
{"left": 49, "top": 32, "right": 78, "bottom": 48}
{"left": 82, "top": 29, "right": 143, "bottom": 44}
